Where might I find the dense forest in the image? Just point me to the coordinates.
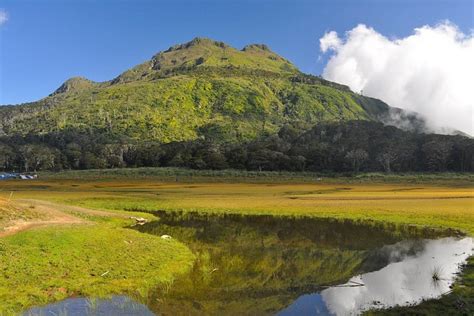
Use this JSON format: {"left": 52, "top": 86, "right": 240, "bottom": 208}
{"left": 1, "top": 120, "right": 472, "bottom": 173}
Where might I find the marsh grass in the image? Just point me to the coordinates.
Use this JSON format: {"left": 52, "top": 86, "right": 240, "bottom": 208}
{"left": 431, "top": 265, "right": 444, "bottom": 282}
{"left": 4, "top": 175, "right": 471, "bottom": 234}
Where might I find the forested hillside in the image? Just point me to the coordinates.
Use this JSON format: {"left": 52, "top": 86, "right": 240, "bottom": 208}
{"left": 0, "top": 121, "right": 472, "bottom": 173}
{"left": 1, "top": 38, "right": 471, "bottom": 173}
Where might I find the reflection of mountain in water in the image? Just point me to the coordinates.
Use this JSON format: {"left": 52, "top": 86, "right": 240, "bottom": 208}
{"left": 135, "top": 211, "right": 461, "bottom": 315}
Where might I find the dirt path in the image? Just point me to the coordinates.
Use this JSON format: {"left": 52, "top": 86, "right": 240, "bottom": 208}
{"left": 17, "top": 199, "right": 131, "bottom": 219}
{"left": 0, "top": 199, "right": 130, "bottom": 237}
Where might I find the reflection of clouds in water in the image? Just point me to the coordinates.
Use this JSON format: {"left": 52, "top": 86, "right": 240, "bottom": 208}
{"left": 280, "top": 238, "right": 473, "bottom": 316}
{"left": 321, "top": 238, "right": 473, "bottom": 315}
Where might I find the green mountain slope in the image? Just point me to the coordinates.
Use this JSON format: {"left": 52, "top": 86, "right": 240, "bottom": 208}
{"left": 0, "top": 37, "right": 391, "bottom": 142}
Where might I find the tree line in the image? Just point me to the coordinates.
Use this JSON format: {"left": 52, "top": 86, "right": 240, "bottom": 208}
{"left": 0, "top": 121, "right": 472, "bottom": 173}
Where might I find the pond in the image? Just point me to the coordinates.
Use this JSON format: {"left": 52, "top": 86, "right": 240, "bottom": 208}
{"left": 23, "top": 212, "right": 472, "bottom": 316}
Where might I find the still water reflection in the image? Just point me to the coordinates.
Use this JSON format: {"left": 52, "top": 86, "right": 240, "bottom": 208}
{"left": 139, "top": 212, "right": 471, "bottom": 315}
{"left": 279, "top": 237, "right": 472, "bottom": 315}
{"left": 23, "top": 212, "right": 472, "bottom": 316}
{"left": 22, "top": 295, "right": 154, "bottom": 316}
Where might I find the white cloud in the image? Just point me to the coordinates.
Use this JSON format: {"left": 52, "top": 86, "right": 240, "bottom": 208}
{"left": 320, "top": 31, "right": 341, "bottom": 52}
{"left": 0, "top": 9, "right": 8, "bottom": 26}
{"left": 320, "top": 22, "right": 474, "bottom": 135}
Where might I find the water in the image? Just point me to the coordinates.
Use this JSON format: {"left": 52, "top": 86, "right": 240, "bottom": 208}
{"left": 23, "top": 212, "right": 472, "bottom": 316}
{"left": 279, "top": 238, "right": 472, "bottom": 315}
{"left": 22, "top": 296, "right": 154, "bottom": 316}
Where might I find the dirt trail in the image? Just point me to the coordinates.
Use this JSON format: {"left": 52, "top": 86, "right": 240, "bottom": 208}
{"left": 17, "top": 199, "right": 131, "bottom": 219}
{"left": 0, "top": 199, "right": 129, "bottom": 237}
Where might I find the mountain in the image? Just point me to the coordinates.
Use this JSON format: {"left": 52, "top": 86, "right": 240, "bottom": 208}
{"left": 0, "top": 37, "right": 399, "bottom": 143}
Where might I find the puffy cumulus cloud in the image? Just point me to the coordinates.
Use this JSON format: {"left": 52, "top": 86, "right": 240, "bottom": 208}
{"left": 0, "top": 9, "right": 7, "bottom": 26}
{"left": 319, "top": 23, "right": 474, "bottom": 135}
{"left": 320, "top": 31, "right": 341, "bottom": 52}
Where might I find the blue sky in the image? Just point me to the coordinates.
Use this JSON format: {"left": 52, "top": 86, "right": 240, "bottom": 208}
{"left": 0, "top": 0, "right": 472, "bottom": 105}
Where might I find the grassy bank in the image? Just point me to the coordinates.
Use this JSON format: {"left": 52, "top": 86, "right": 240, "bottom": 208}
{"left": 0, "top": 206, "right": 194, "bottom": 314}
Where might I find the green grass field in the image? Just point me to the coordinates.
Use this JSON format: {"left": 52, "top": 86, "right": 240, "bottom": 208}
{"left": 0, "top": 168, "right": 472, "bottom": 314}
{"left": 0, "top": 197, "right": 194, "bottom": 314}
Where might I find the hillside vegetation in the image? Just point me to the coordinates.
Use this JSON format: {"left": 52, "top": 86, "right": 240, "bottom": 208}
{"left": 0, "top": 38, "right": 389, "bottom": 142}
{"left": 1, "top": 38, "right": 471, "bottom": 174}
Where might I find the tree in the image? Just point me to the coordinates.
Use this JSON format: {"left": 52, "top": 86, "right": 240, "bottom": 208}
{"left": 290, "top": 155, "right": 306, "bottom": 171}
{"left": 19, "top": 144, "right": 57, "bottom": 172}
{"left": 377, "top": 151, "right": 398, "bottom": 173}
{"left": 0, "top": 144, "right": 15, "bottom": 171}
{"left": 64, "top": 143, "right": 82, "bottom": 169}
{"left": 421, "top": 139, "right": 453, "bottom": 171}
{"left": 200, "top": 145, "right": 228, "bottom": 170}
{"left": 225, "top": 145, "right": 248, "bottom": 169}
{"left": 345, "top": 149, "right": 368, "bottom": 173}
{"left": 102, "top": 143, "right": 130, "bottom": 168}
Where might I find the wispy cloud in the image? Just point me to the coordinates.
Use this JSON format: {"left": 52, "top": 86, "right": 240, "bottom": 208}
{"left": 0, "top": 9, "right": 8, "bottom": 26}
{"left": 320, "top": 22, "right": 474, "bottom": 135}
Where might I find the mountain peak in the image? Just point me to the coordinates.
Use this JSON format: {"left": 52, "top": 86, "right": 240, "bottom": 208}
{"left": 52, "top": 77, "right": 96, "bottom": 95}
{"left": 165, "top": 37, "right": 230, "bottom": 52}
{"left": 108, "top": 38, "right": 299, "bottom": 85}
{"left": 242, "top": 43, "right": 271, "bottom": 52}
{"left": 146, "top": 38, "right": 298, "bottom": 76}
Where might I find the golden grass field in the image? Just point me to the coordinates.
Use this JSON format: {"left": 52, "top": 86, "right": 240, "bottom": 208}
{"left": 2, "top": 179, "right": 473, "bottom": 234}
